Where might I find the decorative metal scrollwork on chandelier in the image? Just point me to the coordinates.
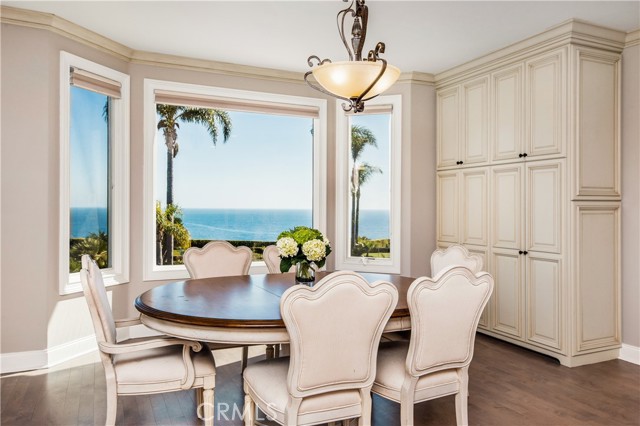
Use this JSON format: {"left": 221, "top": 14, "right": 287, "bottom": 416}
{"left": 304, "top": 0, "right": 401, "bottom": 113}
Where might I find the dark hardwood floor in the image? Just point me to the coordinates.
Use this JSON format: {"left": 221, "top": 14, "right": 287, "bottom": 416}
{"left": 1, "top": 334, "right": 639, "bottom": 425}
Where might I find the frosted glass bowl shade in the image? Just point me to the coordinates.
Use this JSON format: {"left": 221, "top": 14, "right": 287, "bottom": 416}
{"left": 311, "top": 61, "right": 401, "bottom": 100}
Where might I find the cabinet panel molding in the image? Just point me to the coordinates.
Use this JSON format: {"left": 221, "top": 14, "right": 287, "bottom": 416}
{"left": 573, "top": 48, "right": 621, "bottom": 199}
{"left": 526, "top": 49, "right": 566, "bottom": 158}
{"left": 526, "top": 160, "right": 563, "bottom": 254}
{"left": 491, "top": 249, "right": 525, "bottom": 339}
{"left": 573, "top": 202, "right": 621, "bottom": 353}
{"left": 463, "top": 76, "right": 489, "bottom": 164}
{"left": 492, "top": 65, "right": 524, "bottom": 162}
{"left": 527, "top": 254, "right": 563, "bottom": 351}
{"left": 437, "top": 87, "right": 460, "bottom": 168}
{"left": 436, "top": 171, "right": 459, "bottom": 242}
{"left": 492, "top": 164, "right": 523, "bottom": 250}
{"left": 462, "top": 169, "right": 489, "bottom": 246}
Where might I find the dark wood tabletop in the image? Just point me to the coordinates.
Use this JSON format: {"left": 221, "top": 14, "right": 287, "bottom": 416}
{"left": 135, "top": 271, "right": 414, "bottom": 328}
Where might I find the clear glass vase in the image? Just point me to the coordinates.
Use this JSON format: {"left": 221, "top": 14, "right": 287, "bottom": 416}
{"left": 295, "top": 261, "right": 315, "bottom": 284}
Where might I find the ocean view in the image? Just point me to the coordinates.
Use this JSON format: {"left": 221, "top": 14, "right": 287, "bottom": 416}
{"left": 71, "top": 208, "right": 390, "bottom": 241}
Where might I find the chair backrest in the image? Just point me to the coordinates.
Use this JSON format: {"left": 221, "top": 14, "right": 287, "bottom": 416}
{"left": 80, "top": 255, "right": 117, "bottom": 345}
{"left": 406, "top": 266, "right": 493, "bottom": 376}
{"left": 281, "top": 271, "right": 398, "bottom": 398}
{"left": 183, "top": 241, "right": 252, "bottom": 279}
{"left": 263, "top": 245, "right": 281, "bottom": 273}
{"left": 430, "top": 245, "right": 483, "bottom": 277}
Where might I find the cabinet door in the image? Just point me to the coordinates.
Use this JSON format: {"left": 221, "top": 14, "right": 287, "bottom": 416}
{"left": 491, "top": 164, "right": 524, "bottom": 250}
{"left": 526, "top": 160, "right": 563, "bottom": 254}
{"left": 573, "top": 47, "right": 621, "bottom": 199}
{"left": 492, "top": 65, "right": 524, "bottom": 162}
{"left": 468, "top": 246, "right": 490, "bottom": 329}
{"left": 527, "top": 252, "right": 563, "bottom": 351}
{"left": 461, "top": 169, "right": 488, "bottom": 246}
{"left": 462, "top": 77, "right": 489, "bottom": 165}
{"left": 491, "top": 249, "right": 525, "bottom": 339}
{"left": 526, "top": 49, "right": 565, "bottom": 158}
{"left": 437, "top": 87, "right": 460, "bottom": 168}
{"left": 437, "top": 171, "right": 459, "bottom": 243}
{"left": 573, "top": 202, "right": 621, "bottom": 354}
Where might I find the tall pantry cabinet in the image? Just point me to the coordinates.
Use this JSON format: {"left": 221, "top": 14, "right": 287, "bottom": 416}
{"left": 435, "top": 20, "right": 625, "bottom": 367}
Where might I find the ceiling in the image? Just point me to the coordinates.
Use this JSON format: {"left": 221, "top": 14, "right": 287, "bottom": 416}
{"left": 4, "top": 1, "right": 639, "bottom": 74}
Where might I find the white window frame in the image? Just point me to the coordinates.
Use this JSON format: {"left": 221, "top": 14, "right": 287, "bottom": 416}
{"left": 335, "top": 95, "right": 402, "bottom": 274}
{"left": 143, "top": 79, "right": 327, "bottom": 281}
{"left": 59, "top": 51, "right": 130, "bottom": 295}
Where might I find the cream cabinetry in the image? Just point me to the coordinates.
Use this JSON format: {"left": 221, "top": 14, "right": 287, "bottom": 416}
{"left": 435, "top": 20, "right": 623, "bottom": 367}
{"left": 437, "top": 76, "right": 489, "bottom": 168}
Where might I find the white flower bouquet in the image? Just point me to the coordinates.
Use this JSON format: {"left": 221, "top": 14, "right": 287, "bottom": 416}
{"left": 276, "top": 226, "right": 332, "bottom": 280}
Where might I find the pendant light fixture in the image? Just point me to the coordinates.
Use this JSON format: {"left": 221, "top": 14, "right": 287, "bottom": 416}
{"left": 304, "top": 0, "right": 401, "bottom": 113}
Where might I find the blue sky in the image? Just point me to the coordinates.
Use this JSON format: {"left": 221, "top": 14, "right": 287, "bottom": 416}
{"left": 70, "top": 91, "right": 390, "bottom": 212}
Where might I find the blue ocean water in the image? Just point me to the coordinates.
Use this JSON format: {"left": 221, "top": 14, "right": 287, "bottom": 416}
{"left": 71, "top": 208, "right": 390, "bottom": 241}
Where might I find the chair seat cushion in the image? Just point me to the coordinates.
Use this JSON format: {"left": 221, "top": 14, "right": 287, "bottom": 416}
{"left": 372, "top": 341, "right": 460, "bottom": 403}
{"left": 244, "top": 357, "right": 362, "bottom": 425}
{"left": 114, "top": 340, "right": 216, "bottom": 387}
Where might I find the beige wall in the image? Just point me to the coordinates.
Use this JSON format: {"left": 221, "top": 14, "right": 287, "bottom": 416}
{"left": 0, "top": 22, "right": 436, "bottom": 357}
{"left": 621, "top": 43, "right": 640, "bottom": 348}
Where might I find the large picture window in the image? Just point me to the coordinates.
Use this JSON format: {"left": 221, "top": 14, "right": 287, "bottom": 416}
{"left": 335, "top": 95, "right": 401, "bottom": 273}
{"left": 143, "top": 80, "right": 327, "bottom": 280}
{"left": 59, "top": 52, "right": 130, "bottom": 294}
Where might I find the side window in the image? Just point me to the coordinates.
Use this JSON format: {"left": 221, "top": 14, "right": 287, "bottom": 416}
{"left": 143, "top": 80, "right": 327, "bottom": 280}
{"left": 335, "top": 96, "right": 401, "bottom": 273}
{"left": 59, "top": 52, "right": 129, "bottom": 294}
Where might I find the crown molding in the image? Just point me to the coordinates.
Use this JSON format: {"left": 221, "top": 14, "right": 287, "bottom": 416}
{"left": 626, "top": 30, "right": 640, "bottom": 48}
{"left": 398, "top": 71, "right": 436, "bottom": 86}
{"left": 0, "top": 5, "right": 133, "bottom": 60}
{"left": 435, "top": 18, "right": 627, "bottom": 87}
{"left": 1, "top": 5, "right": 433, "bottom": 87}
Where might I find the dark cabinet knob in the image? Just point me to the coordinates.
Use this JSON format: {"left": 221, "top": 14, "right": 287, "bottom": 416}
{"left": 519, "top": 250, "right": 524, "bottom": 255}
{"left": 519, "top": 153, "right": 524, "bottom": 158}
{"left": 523, "top": 153, "right": 528, "bottom": 158}
{"left": 524, "top": 250, "right": 529, "bottom": 255}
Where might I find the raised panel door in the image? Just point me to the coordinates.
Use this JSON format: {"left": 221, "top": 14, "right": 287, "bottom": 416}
{"left": 492, "top": 65, "right": 524, "bottom": 162}
{"left": 437, "top": 171, "right": 459, "bottom": 243}
{"left": 462, "top": 77, "right": 489, "bottom": 165}
{"left": 490, "top": 249, "right": 525, "bottom": 339}
{"left": 461, "top": 169, "right": 488, "bottom": 246}
{"left": 467, "top": 246, "right": 490, "bottom": 329}
{"left": 437, "top": 87, "right": 460, "bottom": 168}
{"left": 573, "top": 202, "right": 621, "bottom": 353}
{"left": 526, "top": 160, "right": 563, "bottom": 254}
{"left": 574, "top": 48, "right": 621, "bottom": 199}
{"left": 491, "top": 164, "right": 524, "bottom": 250}
{"left": 527, "top": 253, "right": 563, "bottom": 351}
{"left": 526, "top": 49, "right": 565, "bottom": 158}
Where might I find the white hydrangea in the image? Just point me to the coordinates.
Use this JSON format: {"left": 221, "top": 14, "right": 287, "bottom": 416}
{"left": 276, "top": 237, "right": 298, "bottom": 257}
{"left": 302, "top": 239, "right": 327, "bottom": 262}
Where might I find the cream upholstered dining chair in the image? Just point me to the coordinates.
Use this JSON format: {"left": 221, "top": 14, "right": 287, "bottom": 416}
{"left": 263, "top": 244, "right": 294, "bottom": 273}
{"left": 243, "top": 271, "right": 398, "bottom": 426}
{"left": 183, "top": 240, "right": 252, "bottom": 279}
{"left": 183, "top": 240, "right": 253, "bottom": 370}
{"left": 80, "top": 255, "right": 216, "bottom": 426}
{"left": 372, "top": 266, "right": 493, "bottom": 426}
{"left": 430, "top": 244, "right": 483, "bottom": 277}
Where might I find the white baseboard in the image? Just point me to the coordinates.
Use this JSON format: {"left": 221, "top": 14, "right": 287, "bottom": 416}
{"left": 0, "top": 349, "right": 47, "bottom": 374}
{"left": 1, "top": 335, "right": 97, "bottom": 374}
{"left": 619, "top": 343, "right": 640, "bottom": 365}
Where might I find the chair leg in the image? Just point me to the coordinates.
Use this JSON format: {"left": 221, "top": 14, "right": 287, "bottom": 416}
{"left": 274, "top": 344, "right": 280, "bottom": 358}
{"left": 400, "top": 401, "right": 414, "bottom": 426}
{"left": 244, "top": 393, "right": 255, "bottom": 426}
{"left": 358, "top": 389, "right": 372, "bottom": 426}
{"left": 196, "top": 387, "right": 204, "bottom": 407}
{"left": 265, "top": 344, "right": 275, "bottom": 359}
{"left": 203, "top": 388, "right": 215, "bottom": 426}
{"left": 105, "top": 382, "right": 117, "bottom": 426}
{"left": 241, "top": 346, "right": 249, "bottom": 372}
{"left": 455, "top": 367, "right": 470, "bottom": 426}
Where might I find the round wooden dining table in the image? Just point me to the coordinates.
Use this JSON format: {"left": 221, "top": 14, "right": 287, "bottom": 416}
{"left": 135, "top": 271, "right": 414, "bottom": 347}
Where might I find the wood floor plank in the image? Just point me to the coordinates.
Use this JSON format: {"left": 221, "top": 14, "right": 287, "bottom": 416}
{"left": 1, "top": 334, "right": 638, "bottom": 426}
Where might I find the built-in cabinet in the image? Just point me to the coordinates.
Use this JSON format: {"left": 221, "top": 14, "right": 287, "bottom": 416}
{"left": 435, "top": 21, "right": 624, "bottom": 367}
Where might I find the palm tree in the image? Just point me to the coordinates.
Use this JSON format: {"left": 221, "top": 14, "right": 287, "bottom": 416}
{"left": 350, "top": 125, "right": 381, "bottom": 254}
{"left": 156, "top": 104, "right": 232, "bottom": 264}
{"left": 69, "top": 231, "right": 109, "bottom": 273}
{"left": 155, "top": 202, "right": 191, "bottom": 265}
